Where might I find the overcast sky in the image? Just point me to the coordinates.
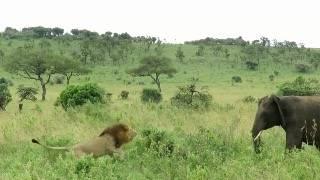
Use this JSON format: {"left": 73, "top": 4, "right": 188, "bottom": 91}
{"left": 1, "top": 0, "right": 319, "bottom": 47}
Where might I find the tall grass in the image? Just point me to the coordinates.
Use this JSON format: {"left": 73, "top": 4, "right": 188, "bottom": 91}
{"left": 1, "top": 38, "right": 320, "bottom": 179}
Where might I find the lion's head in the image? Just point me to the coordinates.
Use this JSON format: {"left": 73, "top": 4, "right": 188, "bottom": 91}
{"left": 99, "top": 123, "right": 136, "bottom": 148}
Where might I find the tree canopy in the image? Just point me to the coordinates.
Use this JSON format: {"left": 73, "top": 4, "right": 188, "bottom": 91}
{"left": 5, "top": 47, "right": 56, "bottom": 100}
{"left": 128, "top": 56, "right": 177, "bottom": 92}
{"left": 54, "top": 57, "right": 90, "bottom": 85}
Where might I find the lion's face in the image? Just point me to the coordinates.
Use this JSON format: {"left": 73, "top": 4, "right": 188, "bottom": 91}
{"left": 99, "top": 123, "right": 137, "bottom": 147}
{"left": 118, "top": 126, "right": 137, "bottom": 143}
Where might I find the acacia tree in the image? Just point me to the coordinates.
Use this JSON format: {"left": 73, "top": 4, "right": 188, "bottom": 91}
{"left": 80, "top": 40, "right": 92, "bottom": 64}
{"left": 102, "top": 32, "right": 114, "bottom": 56}
{"left": 196, "top": 45, "right": 205, "bottom": 56}
{"left": 71, "top": 29, "right": 80, "bottom": 36}
{"left": 143, "top": 37, "right": 157, "bottom": 52}
{"left": 52, "top": 27, "right": 64, "bottom": 37}
{"left": 128, "top": 56, "right": 177, "bottom": 92}
{"left": 0, "top": 78, "right": 12, "bottom": 111}
{"left": 16, "top": 85, "right": 38, "bottom": 112}
{"left": 0, "top": 49, "right": 4, "bottom": 64}
{"left": 5, "top": 48, "right": 56, "bottom": 100}
{"left": 241, "top": 42, "right": 266, "bottom": 67}
{"left": 176, "top": 46, "right": 185, "bottom": 63}
{"left": 54, "top": 57, "right": 90, "bottom": 85}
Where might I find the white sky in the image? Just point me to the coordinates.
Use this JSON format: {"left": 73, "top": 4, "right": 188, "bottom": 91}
{"left": 1, "top": 0, "right": 320, "bottom": 47}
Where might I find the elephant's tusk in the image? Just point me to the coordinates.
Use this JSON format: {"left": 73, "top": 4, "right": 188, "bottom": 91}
{"left": 253, "top": 131, "right": 262, "bottom": 142}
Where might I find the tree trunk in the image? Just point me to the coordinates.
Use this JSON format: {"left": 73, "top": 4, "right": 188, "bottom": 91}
{"left": 67, "top": 77, "right": 70, "bottom": 85}
{"left": 38, "top": 74, "right": 51, "bottom": 101}
{"left": 41, "top": 83, "right": 46, "bottom": 101}
{"left": 19, "top": 103, "right": 23, "bottom": 112}
{"left": 156, "top": 81, "right": 161, "bottom": 92}
{"left": 82, "top": 54, "right": 87, "bottom": 65}
{"left": 66, "top": 73, "right": 72, "bottom": 85}
{"left": 155, "top": 74, "right": 161, "bottom": 92}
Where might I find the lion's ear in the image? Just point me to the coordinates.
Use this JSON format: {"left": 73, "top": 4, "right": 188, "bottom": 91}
{"left": 99, "top": 132, "right": 105, "bottom": 137}
{"left": 99, "top": 128, "right": 108, "bottom": 137}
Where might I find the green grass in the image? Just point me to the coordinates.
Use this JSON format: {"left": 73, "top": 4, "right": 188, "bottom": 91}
{"left": 1, "top": 38, "right": 320, "bottom": 179}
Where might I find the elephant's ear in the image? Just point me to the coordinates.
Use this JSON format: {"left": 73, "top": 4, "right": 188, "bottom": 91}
{"left": 270, "top": 95, "right": 286, "bottom": 128}
{"left": 258, "top": 96, "right": 268, "bottom": 105}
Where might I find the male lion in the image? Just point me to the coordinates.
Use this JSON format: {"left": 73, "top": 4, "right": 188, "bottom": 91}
{"left": 32, "top": 123, "right": 136, "bottom": 158}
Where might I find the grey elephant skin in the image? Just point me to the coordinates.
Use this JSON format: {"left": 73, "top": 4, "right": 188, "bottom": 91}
{"left": 252, "top": 95, "right": 320, "bottom": 153}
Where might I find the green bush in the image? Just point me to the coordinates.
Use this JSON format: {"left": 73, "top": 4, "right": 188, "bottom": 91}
{"left": 140, "top": 128, "right": 175, "bottom": 157}
{"left": 54, "top": 75, "right": 65, "bottom": 84}
{"left": 141, "top": 89, "right": 162, "bottom": 103}
{"left": 242, "top": 96, "right": 256, "bottom": 103}
{"left": 0, "top": 77, "right": 13, "bottom": 86}
{"left": 120, "top": 90, "right": 129, "bottom": 100}
{"left": 0, "top": 78, "right": 12, "bottom": 111}
{"left": 269, "top": 74, "right": 275, "bottom": 81}
{"left": 231, "top": 76, "right": 242, "bottom": 84}
{"left": 278, "top": 76, "right": 320, "bottom": 96}
{"left": 171, "top": 83, "right": 212, "bottom": 109}
{"left": 195, "top": 45, "right": 205, "bottom": 56}
{"left": 137, "top": 81, "right": 145, "bottom": 85}
{"left": 75, "top": 157, "right": 94, "bottom": 175}
{"left": 295, "top": 63, "right": 311, "bottom": 73}
{"left": 245, "top": 61, "right": 258, "bottom": 70}
{"left": 56, "top": 83, "right": 105, "bottom": 110}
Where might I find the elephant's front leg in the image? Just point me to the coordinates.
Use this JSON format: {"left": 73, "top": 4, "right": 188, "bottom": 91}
{"left": 286, "top": 130, "right": 302, "bottom": 150}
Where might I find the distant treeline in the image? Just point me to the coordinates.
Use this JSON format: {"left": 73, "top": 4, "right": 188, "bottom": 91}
{"left": 1, "top": 26, "right": 305, "bottom": 49}
{"left": 0, "top": 26, "right": 160, "bottom": 44}
{"left": 185, "top": 36, "right": 303, "bottom": 49}
{"left": 185, "top": 37, "right": 249, "bottom": 46}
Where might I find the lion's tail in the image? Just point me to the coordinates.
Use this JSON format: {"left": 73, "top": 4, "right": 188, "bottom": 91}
{"left": 31, "top": 139, "right": 69, "bottom": 151}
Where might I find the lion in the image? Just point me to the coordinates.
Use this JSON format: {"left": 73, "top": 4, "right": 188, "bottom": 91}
{"left": 31, "top": 123, "right": 137, "bottom": 158}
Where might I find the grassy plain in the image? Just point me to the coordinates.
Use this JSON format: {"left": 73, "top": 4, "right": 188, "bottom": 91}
{"left": 1, "top": 38, "right": 320, "bottom": 179}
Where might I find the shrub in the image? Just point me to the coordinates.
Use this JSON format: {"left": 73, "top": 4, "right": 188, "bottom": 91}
{"left": 278, "top": 76, "right": 320, "bottom": 96}
{"left": 120, "top": 90, "right": 129, "bottom": 100}
{"left": 141, "top": 88, "right": 162, "bottom": 103}
{"left": 106, "top": 93, "right": 112, "bottom": 101}
{"left": 56, "top": 83, "right": 105, "bottom": 110}
{"left": 17, "top": 85, "right": 38, "bottom": 102}
{"left": 171, "top": 83, "right": 212, "bottom": 109}
{"left": 54, "top": 75, "right": 65, "bottom": 84}
{"left": 269, "top": 75, "right": 275, "bottom": 81}
{"left": 137, "top": 81, "right": 145, "bottom": 85}
{"left": 196, "top": 45, "right": 205, "bottom": 56}
{"left": 242, "top": 96, "right": 256, "bottom": 103}
{"left": 167, "top": 74, "right": 174, "bottom": 78}
{"left": 75, "top": 157, "right": 94, "bottom": 175}
{"left": 245, "top": 61, "right": 258, "bottom": 70}
{"left": 274, "top": 70, "right": 279, "bottom": 76}
{"left": 295, "top": 63, "right": 311, "bottom": 73}
{"left": 231, "top": 76, "right": 242, "bottom": 84}
{"left": 0, "top": 77, "right": 13, "bottom": 86}
{"left": 16, "top": 85, "right": 38, "bottom": 111}
{"left": 140, "top": 128, "right": 175, "bottom": 157}
{"left": 0, "top": 78, "right": 12, "bottom": 110}
{"left": 113, "top": 70, "right": 119, "bottom": 75}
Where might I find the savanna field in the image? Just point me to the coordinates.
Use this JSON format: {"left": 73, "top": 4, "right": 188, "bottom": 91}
{"left": 1, "top": 32, "right": 320, "bottom": 179}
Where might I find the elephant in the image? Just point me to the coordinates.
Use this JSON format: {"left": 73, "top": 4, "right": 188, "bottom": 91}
{"left": 251, "top": 95, "right": 320, "bottom": 153}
